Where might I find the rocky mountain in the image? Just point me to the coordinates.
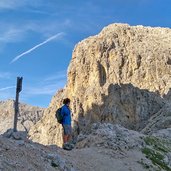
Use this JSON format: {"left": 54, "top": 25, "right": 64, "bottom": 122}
{"left": 29, "top": 23, "right": 171, "bottom": 147}
{"left": 0, "top": 100, "right": 44, "bottom": 134}
{"left": 1, "top": 23, "right": 171, "bottom": 171}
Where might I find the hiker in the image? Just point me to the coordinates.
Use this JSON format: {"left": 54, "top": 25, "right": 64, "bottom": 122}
{"left": 61, "top": 98, "right": 72, "bottom": 149}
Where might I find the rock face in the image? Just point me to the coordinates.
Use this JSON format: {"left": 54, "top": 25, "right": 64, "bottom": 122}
{"left": 29, "top": 24, "right": 171, "bottom": 146}
{"left": 142, "top": 104, "right": 171, "bottom": 134}
{"left": 76, "top": 123, "right": 145, "bottom": 150}
{"left": 0, "top": 100, "right": 44, "bottom": 134}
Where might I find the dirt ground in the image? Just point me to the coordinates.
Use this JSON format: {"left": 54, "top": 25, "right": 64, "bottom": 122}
{"left": 59, "top": 147, "right": 150, "bottom": 171}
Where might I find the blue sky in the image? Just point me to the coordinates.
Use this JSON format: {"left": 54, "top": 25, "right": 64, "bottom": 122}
{"left": 0, "top": 0, "right": 171, "bottom": 107}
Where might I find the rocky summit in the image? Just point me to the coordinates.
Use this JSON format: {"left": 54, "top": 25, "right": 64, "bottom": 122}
{"left": 29, "top": 23, "right": 171, "bottom": 147}
{"left": 1, "top": 23, "right": 171, "bottom": 171}
{"left": 0, "top": 100, "right": 44, "bottom": 134}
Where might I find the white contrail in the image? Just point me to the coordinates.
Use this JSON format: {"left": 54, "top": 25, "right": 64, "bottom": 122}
{"left": 11, "top": 32, "right": 64, "bottom": 63}
{"left": 0, "top": 86, "right": 15, "bottom": 91}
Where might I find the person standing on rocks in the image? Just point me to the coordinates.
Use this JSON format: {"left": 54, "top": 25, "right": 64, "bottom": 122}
{"left": 61, "top": 98, "right": 72, "bottom": 150}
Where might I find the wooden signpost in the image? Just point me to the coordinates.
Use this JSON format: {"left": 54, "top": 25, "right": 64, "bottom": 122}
{"left": 13, "top": 77, "right": 23, "bottom": 132}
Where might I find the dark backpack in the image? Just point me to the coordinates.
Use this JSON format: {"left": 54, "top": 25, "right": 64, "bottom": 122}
{"left": 55, "top": 108, "right": 63, "bottom": 124}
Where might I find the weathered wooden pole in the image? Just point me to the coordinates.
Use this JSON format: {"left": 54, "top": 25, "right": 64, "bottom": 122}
{"left": 13, "top": 77, "right": 23, "bottom": 132}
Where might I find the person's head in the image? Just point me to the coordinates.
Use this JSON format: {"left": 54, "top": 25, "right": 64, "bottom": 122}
{"left": 63, "top": 98, "right": 71, "bottom": 106}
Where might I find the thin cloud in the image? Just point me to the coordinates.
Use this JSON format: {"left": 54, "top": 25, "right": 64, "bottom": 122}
{"left": 22, "top": 72, "right": 66, "bottom": 99}
{"left": 0, "top": 86, "right": 15, "bottom": 100}
{"left": 24, "top": 19, "right": 71, "bottom": 37}
{"left": 0, "top": 0, "right": 44, "bottom": 10}
{"left": 0, "top": 19, "right": 69, "bottom": 46}
{"left": 11, "top": 32, "right": 65, "bottom": 63}
{"left": 25, "top": 9, "right": 51, "bottom": 15}
{"left": 24, "top": 83, "right": 65, "bottom": 96}
{"left": 0, "top": 27, "right": 25, "bottom": 44}
{"left": 45, "top": 70, "right": 67, "bottom": 82}
{"left": 0, "top": 0, "right": 24, "bottom": 9}
{"left": 0, "top": 86, "right": 15, "bottom": 91}
{"left": 0, "top": 72, "right": 13, "bottom": 79}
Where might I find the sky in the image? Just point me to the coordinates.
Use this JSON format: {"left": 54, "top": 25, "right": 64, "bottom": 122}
{"left": 0, "top": 0, "right": 171, "bottom": 107}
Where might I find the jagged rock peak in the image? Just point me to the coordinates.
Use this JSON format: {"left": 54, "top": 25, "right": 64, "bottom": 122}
{"left": 29, "top": 23, "right": 171, "bottom": 146}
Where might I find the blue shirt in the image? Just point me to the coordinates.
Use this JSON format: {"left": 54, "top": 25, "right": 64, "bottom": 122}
{"left": 61, "top": 105, "right": 71, "bottom": 125}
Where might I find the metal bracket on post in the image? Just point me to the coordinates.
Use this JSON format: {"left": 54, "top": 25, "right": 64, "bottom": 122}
{"left": 13, "top": 77, "right": 23, "bottom": 132}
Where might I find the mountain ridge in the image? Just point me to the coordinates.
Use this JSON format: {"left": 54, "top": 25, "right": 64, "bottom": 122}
{"left": 0, "top": 99, "right": 45, "bottom": 134}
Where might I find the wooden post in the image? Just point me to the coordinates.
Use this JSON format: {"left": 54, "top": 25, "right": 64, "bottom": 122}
{"left": 13, "top": 77, "right": 23, "bottom": 132}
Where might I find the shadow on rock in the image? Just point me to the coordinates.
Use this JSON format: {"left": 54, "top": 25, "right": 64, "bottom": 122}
{"left": 77, "top": 83, "right": 170, "bottom": 134}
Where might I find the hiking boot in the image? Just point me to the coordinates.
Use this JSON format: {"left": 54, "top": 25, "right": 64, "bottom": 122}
{"left": 69, "top": 143, "right": 75, "bottom": 149}
{"left": 63, "top": 143, "right": 72, "bottom": 151}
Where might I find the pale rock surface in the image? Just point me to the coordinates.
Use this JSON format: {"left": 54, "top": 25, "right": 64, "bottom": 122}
{"left": 0, "top": 136, "right": 75, "bottom": 171}
{"left": 2, "top": 124, "right": 169, "bottom": 171}
{"left": 0, "top": 100, "right": 44, "bottom": 134}
{"left": 2, "top": 122, "right": 171, "bottom": 171}
{"left": 29, "top": 24, "right": 171, "bottom": 147}
{"left": 76, "top": 123, "right": 145, "bottom": 150}
{"left": 142, "top": 104, "right": 171, "bottom": 134}
{"left": 65, "top": 123, "right": 170, "bottom": 171}
{"left": 152, "top": 128, "right": 171, "bottom": 140}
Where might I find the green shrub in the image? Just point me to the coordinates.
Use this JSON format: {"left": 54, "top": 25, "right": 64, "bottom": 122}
{"left": 142, "top": 136, "right": 171, "bottom": 171}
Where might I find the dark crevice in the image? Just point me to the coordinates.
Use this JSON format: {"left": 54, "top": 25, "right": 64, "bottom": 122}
{"left": 98, "top": 62, "right": 107, "bottom": 86}
{"left": 167, "top": 58, "right": 171, "bottom": 65}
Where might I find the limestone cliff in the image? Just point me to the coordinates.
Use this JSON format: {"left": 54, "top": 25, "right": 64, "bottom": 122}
{"left": 29, "top": 23, "right": 171, "bottom": 146}
{"left": 0, "top": 100, "right": 44, "bottom": 134}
